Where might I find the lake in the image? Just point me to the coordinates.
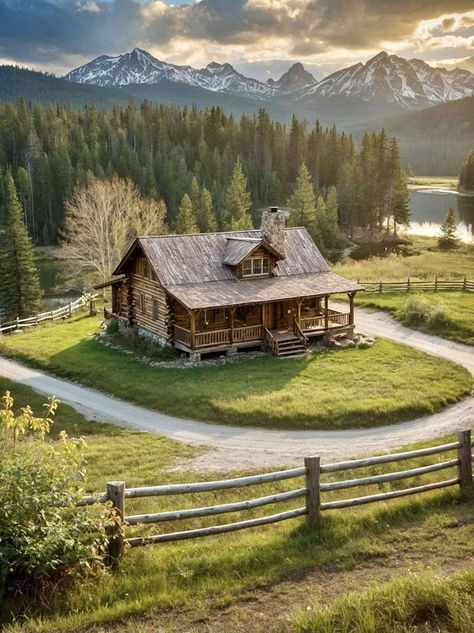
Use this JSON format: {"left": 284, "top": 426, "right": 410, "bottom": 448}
{"left": 408, "top": 187, "right": 474, "bottom": 243}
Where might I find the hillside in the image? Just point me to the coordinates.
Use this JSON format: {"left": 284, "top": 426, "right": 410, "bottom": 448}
{"left": 0, "top": 66, "right": 134, "bottom": 108}
{"left": 361, "top": 96, "right": 474, "bottom": 175}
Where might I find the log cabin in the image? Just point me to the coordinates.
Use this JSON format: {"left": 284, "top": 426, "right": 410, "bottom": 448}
{"left": 96, "top": 208, "right": 363, "bottom": 359}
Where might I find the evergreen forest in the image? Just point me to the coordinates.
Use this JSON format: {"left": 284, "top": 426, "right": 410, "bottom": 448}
{"left": 0, "top": 99, "right": 409, "bottom": 250}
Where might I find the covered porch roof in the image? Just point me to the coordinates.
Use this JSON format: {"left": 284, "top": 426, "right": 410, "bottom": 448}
{"left": 165, "top": 272, "right": 363, "bottom": 310}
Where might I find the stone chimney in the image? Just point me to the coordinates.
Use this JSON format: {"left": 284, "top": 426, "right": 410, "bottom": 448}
{"left": 261, "top": 207, "right": 285, "bottom": 254}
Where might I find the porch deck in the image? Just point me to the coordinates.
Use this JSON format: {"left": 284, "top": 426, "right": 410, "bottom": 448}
{"left": 172, "top": 309, "right": 352, "bottom": 353}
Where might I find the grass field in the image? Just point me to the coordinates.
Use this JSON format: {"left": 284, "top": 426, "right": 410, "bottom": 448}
{"left": 407, "top": 176, "right": 458, "bottom": 188}
{"left": 293, "top": 569, "right": 474, "bottom": 633}
{"left": 0, "top": 314, "right": 471, "bottom": 430}
{"left": 355, "top": 291, "right": 474, "bottom": 345}
{"left": 1, "top": 376, "right": 473, "bottom": 633}
{"left": 333, "top": 238, "right": 474, "bottom": 283}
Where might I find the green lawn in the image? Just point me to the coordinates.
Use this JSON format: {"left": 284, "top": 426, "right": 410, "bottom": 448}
{"left": 1, "top": 376, "right": 473, "bottom": 633}
{"left": 0, "top": 315, "right": 471, "bottom": 430}
{"left": 356, "top": 291, "right": 474, "bottom": 345}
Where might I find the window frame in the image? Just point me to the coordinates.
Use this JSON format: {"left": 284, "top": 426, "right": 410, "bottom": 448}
{"left": 152, "top": 298, "right": 159, "bottom": 321}
{"left": 242, "top": 256, "right": 270, "bottom": 277}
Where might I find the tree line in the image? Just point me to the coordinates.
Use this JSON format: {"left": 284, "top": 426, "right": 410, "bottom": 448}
{"left": 0, "top": 99, "right": 409, "bottom": 247}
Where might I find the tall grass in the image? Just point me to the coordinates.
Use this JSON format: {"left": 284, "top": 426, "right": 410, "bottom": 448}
{"left": 293, "top": 569, "right": 474, "bottom": 633}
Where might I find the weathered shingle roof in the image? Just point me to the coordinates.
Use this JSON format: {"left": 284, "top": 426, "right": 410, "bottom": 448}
{"left": 166, "top": 272, "right": 361, "bottom": 310}
{"left": 112, "top": 227, "right": 363, "bottom": 310}
{"left": 115, "top": 228, "right": 330, "bottom": 285}
{"left": 223, "top": 237, "right": 261, "bottom": 266}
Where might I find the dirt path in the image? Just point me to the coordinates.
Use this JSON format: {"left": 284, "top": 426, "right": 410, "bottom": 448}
{"left": 0, "top": 305, "right": 472, "bottom": 471}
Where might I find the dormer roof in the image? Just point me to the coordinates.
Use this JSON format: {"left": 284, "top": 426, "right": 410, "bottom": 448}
{"left": 223, "top": 236, "right": 285, "bottom": 266}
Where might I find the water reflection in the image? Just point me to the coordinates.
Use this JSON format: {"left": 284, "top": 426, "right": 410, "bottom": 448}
{"left": 408, "top": 188, "right": 474, "bottom": 242}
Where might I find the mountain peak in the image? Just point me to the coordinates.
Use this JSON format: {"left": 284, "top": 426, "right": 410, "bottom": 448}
{"left": 274, "top": 62, "right": 316, "bottom": 94}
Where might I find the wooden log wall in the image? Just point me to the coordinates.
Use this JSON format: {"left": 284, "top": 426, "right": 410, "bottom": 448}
{"left": 130, "top": 273, "right": 170, "bottom": 340}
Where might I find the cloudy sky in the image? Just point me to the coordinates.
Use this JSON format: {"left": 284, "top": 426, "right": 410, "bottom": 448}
{"left": 0, "top": 0, "right": 473, "bottom": 80}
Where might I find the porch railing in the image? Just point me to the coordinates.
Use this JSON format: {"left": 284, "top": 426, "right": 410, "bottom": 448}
{"left": 300, "top": 315, "right": 325, "bottom": 330}
{"left": 233, "top": 325, "right": 263, "bottom": 342}
{"left": 173, "top": 324, "right": 192, "bottom": 347}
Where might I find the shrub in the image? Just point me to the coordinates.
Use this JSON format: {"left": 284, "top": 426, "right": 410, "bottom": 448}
{"left": 0, "top": 392, "right": 110, "bottom": 608}
{"left": 105, "top": 317, "right": 119, "bottom": 334}
{"left": 109, "top": 330, "right": 179, "bottom": 361}
{"left": 398, "top": 295, "right": 451, "bottom": 328}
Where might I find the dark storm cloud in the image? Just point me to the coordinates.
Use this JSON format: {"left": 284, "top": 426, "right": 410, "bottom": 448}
{"left": 0, "top": 0, "right": 473, "bottom": 72}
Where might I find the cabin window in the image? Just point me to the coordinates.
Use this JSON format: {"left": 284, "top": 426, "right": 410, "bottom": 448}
{"left": 303, "top": 297, "right": 320, "bottom": 311}
{"left": 135, "top": 257, "right": 156, "bottom": 280}
{"left": 152, "top": 298, "right": 159, "bottom": 321}
{"left": 201, "top": 308, "right": 226, "bottom": 327}
{"left": 242, "top": 256, "right": 270, "bottom": 277}
{"left": 139, "top": 293, "right": 145, "bottom": 313}
{"left": 235, "top": 305, "right": 259, "bottom": 323}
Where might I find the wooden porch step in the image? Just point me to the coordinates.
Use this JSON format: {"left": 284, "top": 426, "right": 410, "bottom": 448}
{"left": 272, "top": 332, "right": 307, "bottom": 358}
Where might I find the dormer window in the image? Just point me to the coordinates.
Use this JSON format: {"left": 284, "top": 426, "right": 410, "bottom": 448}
{"left": 242, "top": 256, "right": 270, "bottom": 277}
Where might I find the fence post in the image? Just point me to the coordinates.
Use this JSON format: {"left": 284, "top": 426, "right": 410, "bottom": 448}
{"left": 378, "top": 280, "right": 382, "bottom": 293}
{"left": 68, "top": 302, "right": 72, "bottom": 318}
{"left": 89, "top": 298, "right": 97, "bottom": 317}
{"left": 435, "top": 275, "right": 438, "bottom": 292}
{"left": 305, "top": 456, "right": 321, "bottom": 526}
{"left": 106, "top": 481, "right": 125, "bottom": 564}
{"left": 457, "top": 430, "right": 473, "bottom": 498}
{"left": 463, "top": 275, "right": 467, "bottom": 291}
{"left": 15, "top": 317, "right": 19, "bottom": 330}
{"left": 407, "top": 277, "right": 410, "bottom": 292}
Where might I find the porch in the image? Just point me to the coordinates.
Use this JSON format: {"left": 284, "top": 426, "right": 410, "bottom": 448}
{"left": 172, "top": 293, "right": 356, "bottom": 356}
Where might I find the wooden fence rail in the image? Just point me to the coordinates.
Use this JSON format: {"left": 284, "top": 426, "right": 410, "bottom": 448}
{"left": 80, "top": 430, "right": 473, "bottom": 561}
{"left": 359, "top": 276, "right": 473, "bottom": 294}
{"left": 0, "top": 294, "right": 98, "bottom": 335}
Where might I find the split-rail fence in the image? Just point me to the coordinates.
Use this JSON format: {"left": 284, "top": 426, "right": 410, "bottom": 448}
{"left": 0, "top": 294, "right": 98, "bottom": 335}
{"left": 79, "top": 429, "right": 473, "bottom": 561}
{"left": 359, "top": 276, "right": 473, "bottom": 294}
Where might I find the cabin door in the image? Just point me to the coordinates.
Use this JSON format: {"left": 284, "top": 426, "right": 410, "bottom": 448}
{"left": 264, "top": 303, "right": 276, "bottom": 330}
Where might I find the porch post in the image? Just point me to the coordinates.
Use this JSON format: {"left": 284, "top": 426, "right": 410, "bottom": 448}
{"left": 229, "top": 307, "right": 236, "bottom": 344}
{"left": 296, "top": 298, "right": 303, "bottom": 323}
{"left": 348, "top": 292, "right": 355, "bottom": 325}
{"left": 190, "top": 310, "right": 197, "bottom": 349}
{"left": 324, "top": 295, "right": 329, "bottom": 331}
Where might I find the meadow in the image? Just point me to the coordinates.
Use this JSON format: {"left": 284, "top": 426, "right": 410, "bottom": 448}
{"left": 0, "top": 314, "right": 471, "bottom": 430}
{"left": 1, "top": 376, "right": 473, "bottom": 633}
{"left": 355, "top": 291, "right": 474, "bottom": 345}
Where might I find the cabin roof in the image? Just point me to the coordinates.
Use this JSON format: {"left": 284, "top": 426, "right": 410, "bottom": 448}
{"left": 114, "top": 227, "right": 330, "bottom": 285}
{"left": 223, "top": 237, "right": 284, "bottom": 266}
{"left": 165, "top": 272, "right": 361, "bottom": 310}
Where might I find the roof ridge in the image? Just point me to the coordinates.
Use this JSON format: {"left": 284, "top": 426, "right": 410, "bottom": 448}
{"left": 138, "top": 227, "right": 305, "bottom": 240}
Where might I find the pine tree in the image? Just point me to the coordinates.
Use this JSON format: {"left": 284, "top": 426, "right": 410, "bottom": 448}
{"left": 0, "top": 174, "right": 42, "bottom": 319}
{"left": 176, "top": 193, "right": 199, "bottom": 234}
{"left": 287, "top": 163, "right": 317, "bottom": 240}
{"left": 317, "top": 186, "right": 346, "bottom": 255}
{"left": 222, "top": 157, "right": 253, "bottom": 230}
{"left": 199, "top": 187, "right": 217, "bottom": 232}
{"left": 459, "top": 149, "right": 474, "bottom": 193}
{"left": 438, "top": 208, "right": 459, "bottom": 250}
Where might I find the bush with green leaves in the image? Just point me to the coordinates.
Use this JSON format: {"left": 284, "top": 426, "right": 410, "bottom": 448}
{"left": 0, "top": 392, "right": 110, "bottom": 608}
{"left": 106, "top": 316, "right": 119, "bottom": 334}
{"left": 398, "top": 295, "right": 451, "bottom": 328}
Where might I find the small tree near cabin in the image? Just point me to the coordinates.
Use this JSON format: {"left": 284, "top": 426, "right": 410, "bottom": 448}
{"left": 438, "top": 208, "right": 459, "bottom": 250}
{"left": 222, "top": 157, "right": 253, "bottom": 230}
{"left": 287, "top": 163, "right": 318, "bottom": 242}
{"left": 0, "top": 174, "right": 42, "bottom": 320}
{"left": 61, "top": 176, "right": 167, "bottom": 283}
{"left": 176, "top": 193, "right": 199, "bottom": 234}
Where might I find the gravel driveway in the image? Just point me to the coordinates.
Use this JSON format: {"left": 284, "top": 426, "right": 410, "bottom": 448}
{"left": 0, "top": 304, "right": 472, "bottom": 471}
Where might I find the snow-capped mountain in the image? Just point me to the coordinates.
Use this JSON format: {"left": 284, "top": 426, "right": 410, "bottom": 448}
{"left": 302, "top": 51, "right": 474, "bottom": 107}
{"left": 268, "top": 62, "right": 316, "bottom": 95}
{"left": 65, "top": 49, "right": 474, "bottom": 109}
{"left": 66, "top": 48, "right": 276, "bottom": 99}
